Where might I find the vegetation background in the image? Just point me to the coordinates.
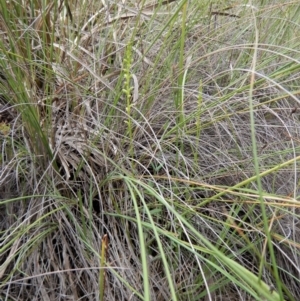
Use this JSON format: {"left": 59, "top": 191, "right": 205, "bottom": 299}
{"left": 0, "top": 0, "right": 300, "bottom": 300}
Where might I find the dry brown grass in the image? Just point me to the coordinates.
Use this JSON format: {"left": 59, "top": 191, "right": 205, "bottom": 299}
{"left": 1, "top": 1, "right": 300, "bottom": 301}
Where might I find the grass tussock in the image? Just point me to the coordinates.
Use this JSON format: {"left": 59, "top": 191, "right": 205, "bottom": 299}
{"left": 1, "top": 1, "right": 300, "bottom": 300}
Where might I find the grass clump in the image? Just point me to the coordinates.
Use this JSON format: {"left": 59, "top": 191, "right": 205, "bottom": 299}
{"left": 1, "top": 1, "right": 300, "bottom": 300}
